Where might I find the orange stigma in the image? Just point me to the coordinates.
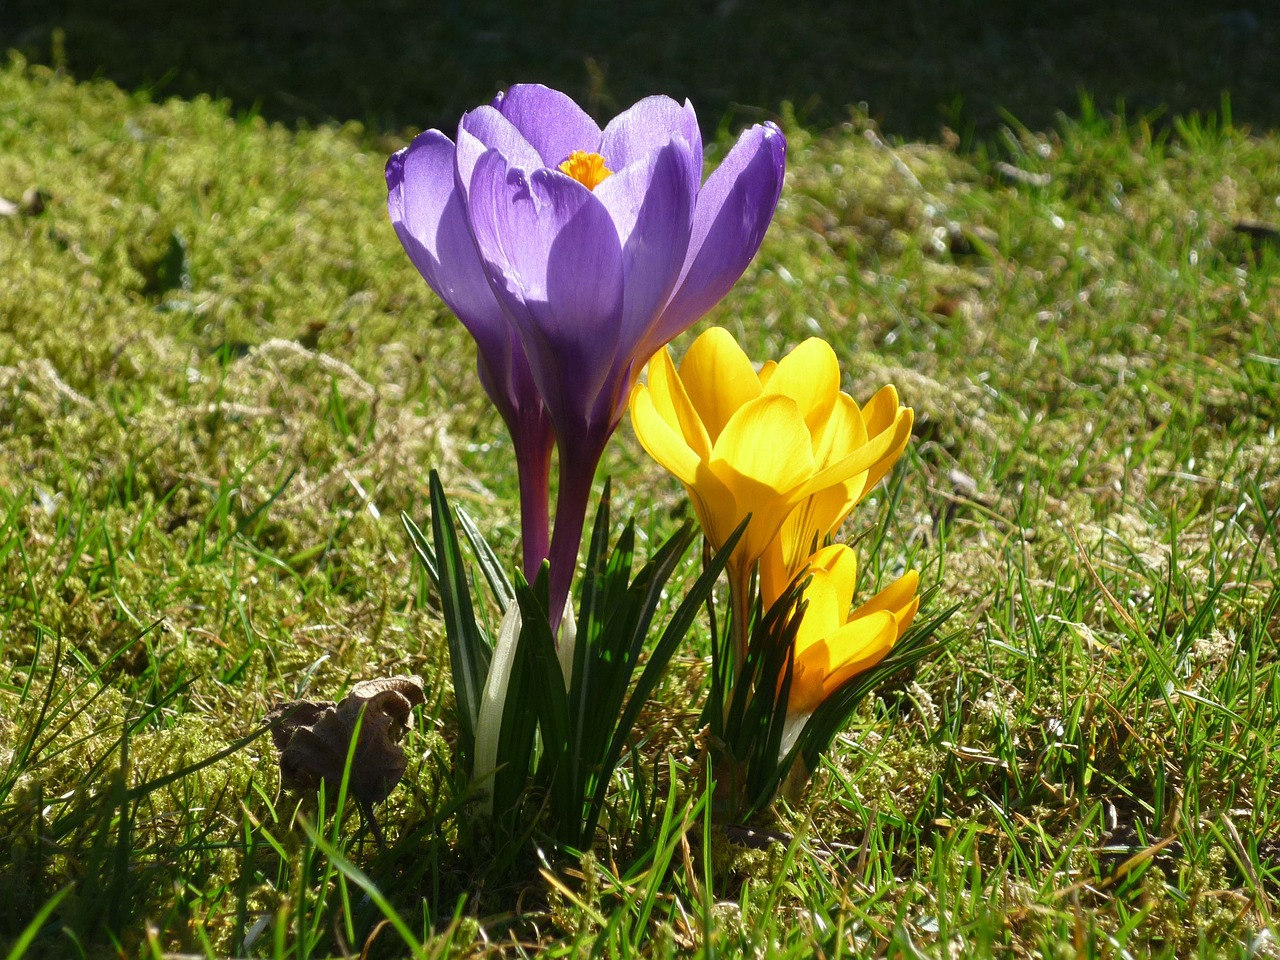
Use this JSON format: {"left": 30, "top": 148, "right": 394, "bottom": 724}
{"left": 558, "top": 150, "right": 613, "bottom": 190}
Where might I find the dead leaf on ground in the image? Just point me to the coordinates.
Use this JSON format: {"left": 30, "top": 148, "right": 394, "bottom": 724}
{"left": 265, "top": 675, "right": 426, "bottom": 816}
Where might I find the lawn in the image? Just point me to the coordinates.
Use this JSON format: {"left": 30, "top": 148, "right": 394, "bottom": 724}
{"left": 1, "top": 18, "right": 1279, "bottom": 958}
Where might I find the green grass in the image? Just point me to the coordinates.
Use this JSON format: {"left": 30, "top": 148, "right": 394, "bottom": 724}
{"left": 2, "top": 52, "right": 1279, "bottom": 958}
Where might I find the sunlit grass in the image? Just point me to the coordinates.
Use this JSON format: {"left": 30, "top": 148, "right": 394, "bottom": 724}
{"left": 1, "top": 56, "right": 1278, "bottom": 957}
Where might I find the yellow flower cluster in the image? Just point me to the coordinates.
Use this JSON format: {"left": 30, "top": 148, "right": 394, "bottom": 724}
{"left": 630, "top": 327, "right": 918, "bottom": 716}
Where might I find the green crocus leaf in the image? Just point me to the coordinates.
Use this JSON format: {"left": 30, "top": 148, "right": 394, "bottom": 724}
{"left": 425, "top": 470, "right": 492, "bottom": 765}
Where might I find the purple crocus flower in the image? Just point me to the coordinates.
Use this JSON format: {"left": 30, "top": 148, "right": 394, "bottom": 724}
{"left": 387, "top": 133, "right": 555, "bottom": 582}
{"left": 388, "top": 84, "right": 786, "bottom": 627}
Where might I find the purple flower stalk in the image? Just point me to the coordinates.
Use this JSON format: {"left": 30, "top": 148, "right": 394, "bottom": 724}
{"left": 388, "top": 84, "right": 786, "bottom": 629}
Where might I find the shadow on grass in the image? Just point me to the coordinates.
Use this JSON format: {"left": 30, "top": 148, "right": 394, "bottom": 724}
{"left": 3, "top": 0, "right": 1278, "bottom": 139}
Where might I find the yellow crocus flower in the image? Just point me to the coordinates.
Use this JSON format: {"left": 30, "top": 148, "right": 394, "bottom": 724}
{"left": 786, "top": 544, "right": 920, "bottom": 716}
{"left": 629, "top": 327, "right": 914, "bottom": 665}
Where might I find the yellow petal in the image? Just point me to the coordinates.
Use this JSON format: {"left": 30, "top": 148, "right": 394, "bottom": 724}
{"left": 811, "top": 394, "right": 869, "bottom": 469}
{"left": 645, "top": 346, "right": 712, "bottom": 462}
{"left": 861, "top": 384, "right": 901, "bottom": 436}
{"left": 787, "top": 481, "right": 859, "bottom": 555}
{"left": 852, "top": 569, "right": 921, "bottom": 637}
{"left": 788, "top": 646, "right": 829, "bottom": 715}
{"left": 682, "top": 467, "right": 738, "bottom": 551}
{"left": 710, "top": 394, "right": 814, "bottom": 494}
{"left": 859, "top": 405, "right": 913, "bottom": 494}
{"left": 798, "top": 404, "right": 913, "bottom": 499}
{"left": 819, "top": 610, "right": 898, "bottom": 699}
{"left": 818, "top": 480, "right": 865, "bottom": 530}
{"left": 789, "top": 609, "right": 894, "bottom": 713}
{"left": 777, "top": 543, "right": 857, "bottom": 656}
{"left": 708, "top": 394, "right": 816, "bottom": 564}
{"left": 678, "top": 327, "right": 761, "bottom": 443}
{"left": 759, "top": 500, "right": 825, "bottom": 608}
{"left": 809, "top": 543, "right": 858, "bottom": 598}
{"left": 630, "top": 381, "right": 703, "bottom": 488}
{"left": 758, "top": 537, "right": 791, "bottom": 612}
{"left": 896, "top": 595, "right": 921, "bottom": 636}
{"left": 762, "top": 338, "right": 840, "bottom": 435}
{"left": 791, "top": 565, "right": 844, "bottom": 657}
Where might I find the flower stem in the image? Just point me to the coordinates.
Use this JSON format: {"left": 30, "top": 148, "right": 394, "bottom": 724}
{"left": 514, "top": 429, "right": 554, "bottom": 584}
{"left": 546, "top": 432, "right": 606, "bottom": 637}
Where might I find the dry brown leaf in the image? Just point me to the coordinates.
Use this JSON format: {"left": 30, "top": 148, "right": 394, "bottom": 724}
{"left": 265, "top": 675, "right": 426, "bottom": 810}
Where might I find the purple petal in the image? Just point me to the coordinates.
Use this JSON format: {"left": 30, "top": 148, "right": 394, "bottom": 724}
{"left": 467, "top": 150, "right": 624, "bottom": 428}
{"left": 648, "top": 121, "right": 786, "bottom": 352}
{"left": 456, "top": 105, "right": 543, "bottom": 198}
{"left": 386, "top": 130, "right": 518, "bottom": 402}
{"left": 601, "top": 96, "right": 703, "bottom": 191}
{"left": 592, "top": 137, "right": 695, "bottom": 359}
{"left": 493, "top": 84, "right": 602, "bottom": 167}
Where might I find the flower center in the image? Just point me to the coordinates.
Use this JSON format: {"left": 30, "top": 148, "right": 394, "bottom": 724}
{"left": 558, "top": 150, "right": 613, "bottom": 190}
